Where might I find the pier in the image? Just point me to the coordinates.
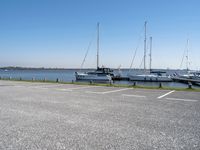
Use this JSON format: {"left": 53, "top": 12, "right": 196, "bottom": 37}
{"left": 112, "top": 76, "right": 129, "bottom": 81}
{"left": 172, "top": 76, "right": 200, "bottom": 85}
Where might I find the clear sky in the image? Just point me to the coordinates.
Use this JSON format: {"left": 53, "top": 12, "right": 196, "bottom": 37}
{"left": 0, "top": 0, "right": 199, "bottom": 69}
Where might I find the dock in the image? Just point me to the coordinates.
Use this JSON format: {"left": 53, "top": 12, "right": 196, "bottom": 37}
{"left": 172, "top": 76, "right": 200, "bottom": 85}
{"left": 112, "top": 76, "right": 173, "bottom": 82}
{"left": 112, "top": 76, "right": 129, "bottom": 81}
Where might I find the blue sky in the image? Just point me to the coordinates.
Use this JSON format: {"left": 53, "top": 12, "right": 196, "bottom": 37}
{"left": 0, "top": 0, "right": 199, "bottom": 69}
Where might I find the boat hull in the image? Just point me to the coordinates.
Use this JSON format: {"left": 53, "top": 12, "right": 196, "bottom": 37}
{"left": 75, "top": 72, "right": 112, "bottom": 82}
{"left": 129, "top": 74, "right": 172, "bottom": 82}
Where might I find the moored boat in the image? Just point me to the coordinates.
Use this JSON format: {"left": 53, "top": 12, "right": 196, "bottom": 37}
{"left": 129, "top": 71, "right": 172, "bottom": 82}
{"left": 128, "top": 22, "right": 172, "bottom": 82}
{"left": 75, "top": 67, "right": 112, "bottom": 81}
{"left": 75, "top": 23, "right": 113, "bottom": 82}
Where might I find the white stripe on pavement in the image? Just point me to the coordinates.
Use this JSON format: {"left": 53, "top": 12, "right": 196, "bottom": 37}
{"left": 166, "top": 98, "right": 198, "bottom": 102}
{"left": 122, "top": 94, "right": 146, "bottom": 98}
{"left": 56, "top": 89, "right": 72, "bottom": 91}
{"left": 86, "top": 88, "right": 130, "bottom": 95}
{"left": 85, "top": 91, "right": 103, "bottom": 94}
{"left": 157, "top": 90, "right": 175, "bottom": 99}
{"left": 32, "top": 86, "right": 96, "bottom": 92}
{"left": 102, "top": 88, "right": 130, "bottom": 94}
{"left": 65, "top": 86, "right": 96, "bottom": 90}
{"left": 32, "top": 87, "right": 49, "bottom": 90}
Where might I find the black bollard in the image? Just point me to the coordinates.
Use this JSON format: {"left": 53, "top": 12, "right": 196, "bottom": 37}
{"left": 133, "top": 82, "right": 136, "bottom": 86}
{"left": 188, "top": 82, "right": 192, "bottom": 89}
{"left": 56, "top": 78, "right": 59, "bottom": 83}
{"left": 159, "top": 82, "right": 162, "bottom": 88}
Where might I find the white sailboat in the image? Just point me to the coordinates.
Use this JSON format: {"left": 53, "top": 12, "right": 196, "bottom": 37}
{"left": 75, "top": 23, "right": 113, "bottom": 82}
{"left": 172, "top": 39, "right": 200, "bottom": 84}
{"left": 175, "top": 39, "right": 191, "bottom": 79}
{"left": 128, "top": 22, "right": 172, "bottom": 82}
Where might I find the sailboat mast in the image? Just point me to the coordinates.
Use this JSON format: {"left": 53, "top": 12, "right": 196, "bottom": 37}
{"left": 149, "top": 36, "right": 152, "bottom": 72}
{"left": 144, "top": 21, "right": 147, "bottom": 74}
{"left": 97, "top": 22, "right": 100, "bottom": 69}
{"left": 186, "top": 39, "right": 189, "bottom": 71}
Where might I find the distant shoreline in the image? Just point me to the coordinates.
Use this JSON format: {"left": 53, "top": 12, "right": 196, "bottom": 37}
{"left": 0, "top": 67, "right": 89, "bottom": 70}
{"left": 0, "top": 66, "right": 189, "bottom": 71}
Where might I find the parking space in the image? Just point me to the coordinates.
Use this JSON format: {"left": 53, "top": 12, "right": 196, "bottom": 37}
{"left": 1, "top": 80, "right": 199, "bottom": 103}
{"left": 122, "top": 89, "right": 173, "bottom": 99}
{"left": 29, "top": 84, "right": 95, "bottom": 91}
{"left": 167, "top": 91, "right": 200, "bottom": 100}
{"left": 162, "top": 91, "right": 200, "bottom": 102}
{"left": 0, "top": 80, "right": 200, "bottom": 149}
{"left": 85, "top": 87, "right": 131, "bottom": 95}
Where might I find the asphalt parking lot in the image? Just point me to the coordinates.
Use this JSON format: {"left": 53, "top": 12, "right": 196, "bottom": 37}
{"left": 0, "top": 80, "right": 200, "bottom": 149}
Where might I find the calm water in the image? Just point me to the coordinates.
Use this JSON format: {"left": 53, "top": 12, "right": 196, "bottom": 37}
{"left": 0, "top": 69, "right": 199, "bottom": 89}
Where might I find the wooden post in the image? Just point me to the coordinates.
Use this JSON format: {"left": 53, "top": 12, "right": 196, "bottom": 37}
{"left": 159, "top": 82, "right": 162, "bottom": 88}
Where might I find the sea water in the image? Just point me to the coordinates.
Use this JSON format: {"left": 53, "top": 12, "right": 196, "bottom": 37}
{"left": 0, "top": 69, "right": 198, "bottom": 89}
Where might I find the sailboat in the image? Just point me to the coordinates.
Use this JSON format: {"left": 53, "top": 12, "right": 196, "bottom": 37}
{"left": 128, "top": 21, "right": 172, "bottom": 82}
{"left": 75, "top": 23, "right": 113, "bottom": 82}
{"left": 175, "top": 39, "right": 191, "bottom": 79}
{"left": 172, "top": 39, "right": 200, "bottom": 84}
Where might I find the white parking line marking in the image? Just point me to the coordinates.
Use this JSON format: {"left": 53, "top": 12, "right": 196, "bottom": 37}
{"left": 65, "top": 86, "right": 96, "bottom": 90}
{"left": 14, "top": 85, "right": 25, "bottom": 88}
{"left": 157, "top": 90, "right": 175, "bottom": 99}
{"left": 56, "top": 86, "right": 99, "bottom": 92}
{"left": 29, "top": 85, "right": 97, "bottom": 92}
{"left": 56, "top": 89, "right": 72, "bottom": 92}
{"left": 85, "top": 91, "right": 103, "bottom": 94}
{"left": 166, "top": 98, "right": 198, "bottom": 102}
{"left": 34, "top": 85, "right": 63, "bottom": 88}
{"left": 122, "top": 94, "right": 146, "bottom": 98}
{"left": 86, "top": 88, "right": 131, "bottom": 95}
{"left": 32, "top": 87, "right": 49, "bottom": 90}
{"left": 102, "top": 88, "right": 130, "bottom": 94}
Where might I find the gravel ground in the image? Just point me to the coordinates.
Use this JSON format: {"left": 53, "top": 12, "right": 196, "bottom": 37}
{"left": 0, "top": 80, "right": 200, "bottom": 150}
